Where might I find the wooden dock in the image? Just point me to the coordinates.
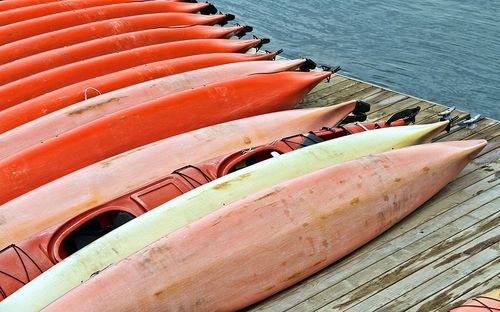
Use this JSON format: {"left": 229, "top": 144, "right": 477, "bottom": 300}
{"left": 248, "top": 74, "right": 500, "bottom": 311}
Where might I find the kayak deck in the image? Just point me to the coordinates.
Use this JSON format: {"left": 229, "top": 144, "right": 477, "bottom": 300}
{"left": 248, "top": 74, "right": 500, "bottom": 311}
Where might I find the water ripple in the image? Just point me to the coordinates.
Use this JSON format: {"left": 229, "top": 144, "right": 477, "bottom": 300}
{"left": 215, "top": 0, "right": 500, "bottom": 119}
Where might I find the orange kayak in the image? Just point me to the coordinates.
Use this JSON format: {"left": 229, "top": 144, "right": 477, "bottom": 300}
{"left": 0, "top": 0, "right": 187, "bottom": 26}
{"left": 0, "top": 105, "right": 352, "bottom": 252}
{"left": 0, "top": 71, "right": 330, "bottom": 204}
{"left": 0, "top": 114, "right": 415, "bottom": 299}
{"left": 0, "top": 52, "right": 275, "bottom": 134}
{"left": 0, "top": 59, "right": 305, "bottom": 160}
{"left": 0, "top": 0, "right": 72, "bottom": 12}
{"left": 0, "top": 39, "right": 262, "bottom": 111}
{"left": 0, "top": 14, "right": 234, "bottom": 65}
{"left": 0, "top": 2, "right": 213, "bottom": 45}
{"left": 41, "top": 140, "right": 486, "bottom": 311}
{"left": 0, "top": 25, "right": 247, "bottom": 86}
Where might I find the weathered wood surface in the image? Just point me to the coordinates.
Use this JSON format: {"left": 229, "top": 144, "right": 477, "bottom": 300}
{"left": 247, "top": 74, "right": 499, "bottom": 312}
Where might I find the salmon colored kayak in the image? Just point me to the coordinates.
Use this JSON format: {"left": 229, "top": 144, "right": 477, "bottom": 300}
{"left": 0, "top": 14, "right": 235, "bottom": 65}
{"left": 0, "top": 39, "right": 262, "bottom": 111}
{"left": 41, "top": 140, "right": 486, "bottom": 312}
{"left": 0, "top": 105, "right": 354, "bottom": 253}
{"left": 0, "top": 2, "right": 213, "bottom": 45}
{"left": 451, "top": 290, "right": 500, "bottom": 311}
{"left": 0, "top": 25, "right": 247, "bottom": 86}
{"left": 0, "top": 71, "right": 329, "bottom": 204}
{"left": 0, "top": 112, "right": 417, "bottom": 299}
{"left": 0, "top": 0, "right": 190, "bottom": 26}
{"left": 0, "top": 122, "right": 448, "bottom": 311}
{"left": 0, "top": 52, "right": 275, "bottom": 134}
{"left": 0, "top": 59, "right": 304, "bottom": 160}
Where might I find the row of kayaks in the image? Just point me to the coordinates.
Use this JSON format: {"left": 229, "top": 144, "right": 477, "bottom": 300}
{"left": 0, "top": 0, "right": 489, "bottom": 311}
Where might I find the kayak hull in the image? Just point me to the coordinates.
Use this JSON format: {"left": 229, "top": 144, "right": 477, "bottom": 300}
{"left": 40, "top": 141, "right": 486, "bottom": 311}
{"left": 0, "top": 0, "right": 158, "bottom": 26}
{"left": 0, "top": 3, "right": 213, "bottom": 45}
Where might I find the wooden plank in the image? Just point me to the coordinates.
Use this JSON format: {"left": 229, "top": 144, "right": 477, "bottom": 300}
{"left": 318, "top": 205, "right": 500, "bottom": 311}
{"left": 362, "top": 170, "right": 499, "bottom": 250}
{"left": 417, "top": 105, "right": 466, "bottom": 125}
{"left": 436, "top": 273, "right": 500, "bottom": 311}
{"left": 307, "top": 75, "right": 348, "bottom": 96}
{"left": 333, "top": 86, "right": 382, "bottom": 104}
{"left": 463, "top": 147, "right": 500, "bottom": 177}
{"left": 304, "top": 79, "right": 359, "bottom": 104}
{"left": 249, "top": 181, "right": 499, "bottom": 312}
{"left": 413, "top": 105, "right": 448, "bottom": 125}
{"left": 366, "top": 92, "right": 409, "bottom": 113}
{"left": 302, "top": 82, "right": 368, "bottom": 108}
{"left": 384, "top": 248, "right": 500, "bottom": 311}
{"left": 367, "top": 98, "right": 425, "bottom": 122}
{"left": 291, "top": 199, "right": 499, "bottom": 311}
{"left": 436, "top": 118, "right": 498, "bottom": 142}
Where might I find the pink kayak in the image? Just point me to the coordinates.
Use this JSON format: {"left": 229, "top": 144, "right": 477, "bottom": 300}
{"left": 42, "top": 140, "right": 486, "bottom": 311}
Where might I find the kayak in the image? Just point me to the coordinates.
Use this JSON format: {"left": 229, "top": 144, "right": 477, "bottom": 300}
{"left": 451, "top": 290, "right": 500, "bottom": 311}
{"left": 0, "top": 0, "right": 202, "bottom": 26}
{"left": 0, "top": 52, "right": 275, "bottom": 134}
{"left": 0, "top": 122, "right": 448, "bottom": 311}
{"left": 0, "top": 111, "right": 417, "bottom": 299}
{"left": 0, "top": 71, "right": 330, "bottom": 204}
{"left": 0, "top": 105, "right": 355, "bottom": 253}
{"left": 0, "top": 0, "right": 175, "bottom": 26}
{"left": 0, "top": 38, "right": 262, "bottom": 111}
{"left": 39, "top": 140, "right": 486, "bottom": 312}
{"left": 0, "top": 0, "right": 77, "bottom": 12}
{"left": 0, "top": 59, "right": 305, "bottom": 160}
{"left": 0, "top": 2, "right": 213, "bottom": 45}
{"left": 0, "top": 14, "right": 235, "bottom": 65}
{"left": 0, "top": 25, "right": 247, "bottom": 86}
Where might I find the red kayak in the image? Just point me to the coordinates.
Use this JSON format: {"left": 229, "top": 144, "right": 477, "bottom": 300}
{"left": 0, "top": 1, "right": 205, "bottom": 26}
{"left": 0, "top": 39, "right": 262, "bottom": 111}
{"left": 0, "top": 71, "right": 330, "bottom": 204}
{"left": 0, "top": 111, "right": 419, "bottom": 299}
{"left": 0, "top": 13, "right": 234, "bottom": 65}
{"left": 0, "top": 25, "right": 247, "bottom": 86}
{"left": 0, "top": 2, "right": 214, "bottom": 45}
{"left": 0, "top": 53, "right": 276, "bottom": 134}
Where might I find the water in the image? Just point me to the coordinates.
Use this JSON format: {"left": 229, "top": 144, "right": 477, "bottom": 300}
{"left": 214, "top": 0, "right": 500, "bottom": 120}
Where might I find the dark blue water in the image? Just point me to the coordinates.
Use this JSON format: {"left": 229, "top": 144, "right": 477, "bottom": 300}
{"left": 215, "top": 0, "right": 500, "bottom": 120}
